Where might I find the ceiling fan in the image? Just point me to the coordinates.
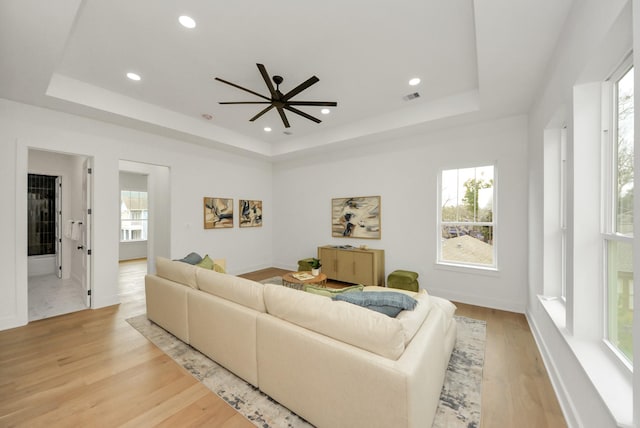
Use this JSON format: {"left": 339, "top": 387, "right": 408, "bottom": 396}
{"left": 215, "top": 63, "right": 337, "bottom": 128}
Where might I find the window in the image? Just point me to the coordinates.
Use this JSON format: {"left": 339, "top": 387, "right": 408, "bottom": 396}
{"left": 120, "top": 190, "right": 148, "bottom": 242}
{"left": 438, "top": 165, "right": 496, "bottom": 268}
{"left": 604, "top": 62, "right": 633, "bottom": 364}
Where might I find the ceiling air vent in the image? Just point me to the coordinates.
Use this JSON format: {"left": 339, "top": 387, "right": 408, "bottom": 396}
{"left": 403, "top": 92, "right": 420, "bottom": 101}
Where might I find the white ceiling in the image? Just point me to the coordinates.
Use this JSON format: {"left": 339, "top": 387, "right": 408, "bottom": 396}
{"left": 0, "top": 0, "right": 574, "bottom": 159}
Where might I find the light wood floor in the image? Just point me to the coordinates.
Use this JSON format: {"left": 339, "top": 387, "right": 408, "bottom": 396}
{"left": 0, "top": 261, "right": 567, "bottom": 427}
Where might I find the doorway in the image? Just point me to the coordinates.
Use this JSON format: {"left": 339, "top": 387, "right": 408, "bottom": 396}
{"left": 118, "top": 160, "right": 171, "bottom": 278}
{"left": 27, "top": 149, "right": 92, "bottom": 321}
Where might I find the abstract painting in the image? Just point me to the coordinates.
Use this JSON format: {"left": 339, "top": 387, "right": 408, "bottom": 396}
{"left": 204, "top": 197, "right": 233, "bottom": 229}
{"left": 331, "top": 196, "right": 381, "bottom": 239}
{"left": 239, "top": 199, "right": 262, "bottom": 228}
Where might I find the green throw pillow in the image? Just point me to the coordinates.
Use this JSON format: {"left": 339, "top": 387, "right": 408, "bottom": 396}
{"left": 196, "top": 254, "right": 214, "bottom": 269}
{"left": 303, "top": 283, "right": 364, "bottom": 297}
{"left": 213, "top": 263, "right": 225, "bottom": 273}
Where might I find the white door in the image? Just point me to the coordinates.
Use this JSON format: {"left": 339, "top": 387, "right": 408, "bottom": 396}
{"left": 81, "top": 159, "right": 92, "bottom": 307}
{"left": 55, "top": 176, "right": 62, "bottom": 279}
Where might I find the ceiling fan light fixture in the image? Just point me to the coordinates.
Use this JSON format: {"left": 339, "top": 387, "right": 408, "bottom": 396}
{"left": 215, "top": 63, "right": 337, "bottom": 129}
{"left": 126, "top": 72, "right": 141, "bottom": 81}
{"left": 409, "top": 77, "right": 421, "bottom": 86}
{"left": 179, "top": 15, "right": 196, "bottom": 29}
{"left": 321, "top": 108, "right": 330, "bottom": 115}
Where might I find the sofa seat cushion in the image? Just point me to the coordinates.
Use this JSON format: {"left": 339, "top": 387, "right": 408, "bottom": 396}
{"left": 156, "top": 256, "right": 198, "bottom": 289}
{"left": 196, "top": 268, "right": 266, "bottom": 313}
{"left": 263, "top": 283, "right": 405, "bottom": 360}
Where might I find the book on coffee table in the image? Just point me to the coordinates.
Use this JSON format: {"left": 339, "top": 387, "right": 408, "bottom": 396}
{"left": 292, "top": 272, "right": 315, "bottom": 281}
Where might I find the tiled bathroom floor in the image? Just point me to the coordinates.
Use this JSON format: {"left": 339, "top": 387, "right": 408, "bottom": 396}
{"left": 28, "top": 274, "right": 88, "bottom": 321}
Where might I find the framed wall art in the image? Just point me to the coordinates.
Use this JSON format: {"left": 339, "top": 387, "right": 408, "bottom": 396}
{"left": 331, "top": 196, "right": 381, "bottom": 239}
{"left": 239, "top": 199, "right": 262, "bottom": 228}
{"left": 203, "top": 197, "right": 233, "bottom": 229}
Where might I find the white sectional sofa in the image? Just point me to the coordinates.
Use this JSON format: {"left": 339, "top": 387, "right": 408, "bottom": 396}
{"left": 145, "top": 257, "right": 457, "bottom": 428}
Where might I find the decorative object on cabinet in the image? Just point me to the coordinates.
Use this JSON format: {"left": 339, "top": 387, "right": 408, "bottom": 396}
{"left": 204, "top": 197, "right": 233, "bottom": 229}
{"left": 331, "top": 196, "right": 381, "bottom": 238}
{"left": 239, "top": 199, "right": 262, "bottom": 228}
{"left": 318, "top": 245, "right": 385, "bottom": 286}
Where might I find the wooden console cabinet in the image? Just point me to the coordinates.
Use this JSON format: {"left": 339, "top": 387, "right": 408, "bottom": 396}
{"left": 317, "top": 245, "right": 385, "bottom": 286}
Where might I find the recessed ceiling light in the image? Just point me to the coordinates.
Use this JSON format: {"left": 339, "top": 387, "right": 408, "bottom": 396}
{"left": 126, "top": 72, "right": 141, "bottom": 81}
{"left": 264, "top": 127, "right": 272, "bottom": 132}
{"left": 179, "top": 15, "right": 196, "bottom": 29}
{"left": 201, "top": 113, "right": 213, "bottom": 120}
{"left": 409, "top": 77, "right": 421, "bottom": 86}
{"left": 321, "top": 108, "right": 330, "bottom": 115}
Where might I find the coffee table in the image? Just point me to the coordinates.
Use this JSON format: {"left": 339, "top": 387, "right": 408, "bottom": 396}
{"left": 282, "top": 271, "right": 328, "bottom": 290}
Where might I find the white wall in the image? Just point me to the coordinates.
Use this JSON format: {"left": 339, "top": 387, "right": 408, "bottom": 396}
{"left": 527, "top": 0, "right": 633, "bottom": 426}
{"left": 0, "top": 98, "right": 273, "bottom": 330}
{"left": 273, "top": 115, "right": 529, "bottom": 312}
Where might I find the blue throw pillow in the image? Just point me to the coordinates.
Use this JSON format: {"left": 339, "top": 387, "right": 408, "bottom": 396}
{"left": 333, "top": 291, "right": 417, "bottom": 317}
{"left": 176, "top": 252, "right": 203, "bottom": 265}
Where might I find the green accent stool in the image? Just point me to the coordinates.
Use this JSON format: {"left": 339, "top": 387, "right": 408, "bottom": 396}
{"left": 387, "top": 270, "right": 419, "bottom": 292}
{"left": 297, "top": 258, "right": 315, "bottom": 271}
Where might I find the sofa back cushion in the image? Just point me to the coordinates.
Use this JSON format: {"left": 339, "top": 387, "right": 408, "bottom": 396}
{"left": 363, "top": 286, "right": 433, "bottom": 345}
{"left": 395, "top": 290, "right": 432, "bottom": 345}
{"left": 156, "top": 256, "right": 198, "bottom": 289}
{"left": 263, "top": 284, "right": 405, "bottom": 360}
{"left": 196, "top": 268, "right": 266, "bottom": 313}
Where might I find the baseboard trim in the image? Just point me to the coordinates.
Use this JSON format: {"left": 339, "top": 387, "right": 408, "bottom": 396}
{"left": 525, "top": 309, "right": 580, "bottom": 428}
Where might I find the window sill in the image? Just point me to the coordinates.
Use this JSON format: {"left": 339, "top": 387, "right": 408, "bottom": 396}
{"left": 434, "top": 261, "right": 499, "bottom": 277}
{"left": 120, "top": 240, "right": 148, "bottom": 243}
{"left": 538, "top": 296, "right": 632, "bottom": 427}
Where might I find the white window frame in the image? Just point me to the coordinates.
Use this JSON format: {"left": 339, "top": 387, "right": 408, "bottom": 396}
{"left": 437, "top": 164, "right": 497, "bottom": 271}
{"left": 602, "top": 55, "right": 633, "bottom": 368}
{"left": 120, "top": 190, "right": 149, "bottom": 243}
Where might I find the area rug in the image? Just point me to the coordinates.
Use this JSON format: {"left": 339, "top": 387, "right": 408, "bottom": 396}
{"left": 127, "top": 307, "right": 485, "bottom": 428}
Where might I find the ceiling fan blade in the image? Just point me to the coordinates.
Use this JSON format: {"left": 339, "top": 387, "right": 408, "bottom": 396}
{"left": 257, "top": 63, "right": 277, "bottom": 98}
{"left": 282, "top": 76, "right": 319, "bottom": 101}
{"left": 249, "top": 105, "right": 275, "bottom": 122}
{"left": 286, "top": 101, "right": 338, "bottom": 107}
{"left": 277, "top": 107, "right": 291, "bottom": 128}
{"left": 219, "top": 101, "right": 272, "bottom": 104}
{"left": 284, "top": 106, "right": 321, "bottom": 124}
{"left": 214, "top": 77, "right": 271, "bottom": 101}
